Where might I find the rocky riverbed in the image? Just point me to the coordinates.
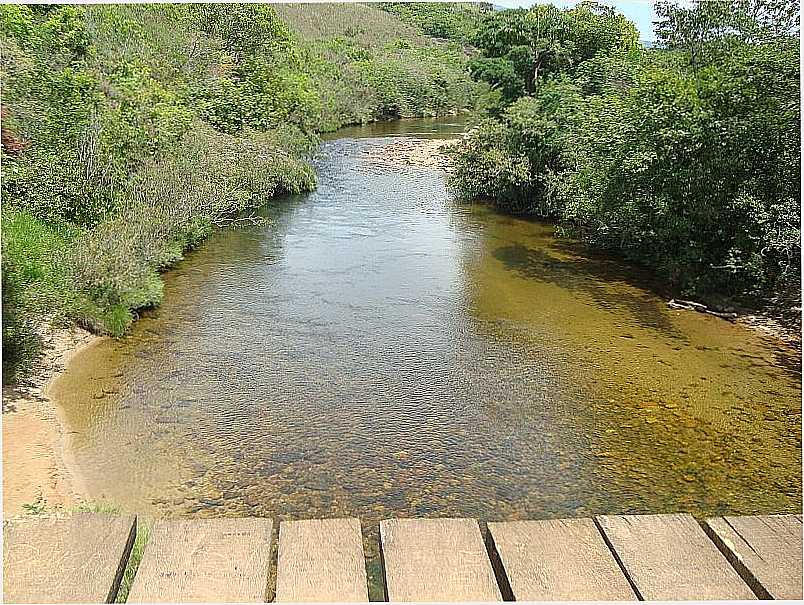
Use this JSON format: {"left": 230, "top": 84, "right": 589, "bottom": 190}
{"left": 361, "top": 137, "right": 458, "bottom": 171}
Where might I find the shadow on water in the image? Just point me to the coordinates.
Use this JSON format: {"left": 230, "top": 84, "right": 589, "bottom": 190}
{"left": 493, "top": 242, "right": 684, "bottom": 339}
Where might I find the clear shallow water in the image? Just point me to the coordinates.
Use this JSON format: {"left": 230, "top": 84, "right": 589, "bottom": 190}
{"left": 53, "top": 119, "right": 801, "bottom": 596}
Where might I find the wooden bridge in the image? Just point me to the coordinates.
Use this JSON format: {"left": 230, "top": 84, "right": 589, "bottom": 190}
{"left": 3, "top": 512, "right": 802, "bottom": 602}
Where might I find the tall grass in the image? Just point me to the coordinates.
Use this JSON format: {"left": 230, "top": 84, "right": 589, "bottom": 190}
{"left": 1, "top": 211, "right": 82, "bottom": 380}
{"left": 69, "top": 123, "right": 316, "bottom": 336}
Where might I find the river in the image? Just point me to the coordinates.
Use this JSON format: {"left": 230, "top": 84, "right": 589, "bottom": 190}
{"left": 51, "top": 117, "right": 801, "bottom": 596}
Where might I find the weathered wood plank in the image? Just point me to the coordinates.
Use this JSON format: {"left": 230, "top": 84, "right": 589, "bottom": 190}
{"left": 275, "top": 518, "right": 368, "bottom": 602}
{"left": 596, "top": 513, "right": 756, "bottom": 600}
{"left": 487, "top": 518, "right": 637, "bottom": 601}
{"left": 703, "top": 514, "right": 803, "bottom": 599}
{"left": 379, "top": 518, "right": 502, "bottom": 602}
{"left": 127, "top": 517, "right": 272, "bottom": 603}
{"left": 3, "top": 513, "right": 136, "bottom": 603}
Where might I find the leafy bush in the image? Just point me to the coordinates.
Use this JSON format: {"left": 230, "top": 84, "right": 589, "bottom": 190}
{"left": 274, "top": 3, "right": 484, "bottom": 131}
{"left": 450, "top": 0, "right": 800, "bottom": 304}
{"left": 448, "top": 118, "right": 531, "bottom": 204}
{"left": 450, "top": 80, "right": 580, "bottom": 213}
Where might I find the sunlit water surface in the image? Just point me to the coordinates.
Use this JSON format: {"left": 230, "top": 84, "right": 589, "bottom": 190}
{"left": 52, "top": 118, "right": 801, "bottom": 597}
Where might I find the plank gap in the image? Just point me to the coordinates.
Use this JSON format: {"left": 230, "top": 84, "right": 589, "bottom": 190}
{"left": 702, "top": 515, "right": 803, "bottom": 600}
{"left": 593, "top": 516, "right": 645, "bottom": 601}
{"left": 108, "top": 516, "right": 138, "bottom": 603}
{"left": 482, "top": 524, "right": 515, "bottom": 602}
{"left": 595, "top": 513, "right": 756, "bottom": 600}
{"left": 701, "top": 518, "right": 771, "bottom": 600}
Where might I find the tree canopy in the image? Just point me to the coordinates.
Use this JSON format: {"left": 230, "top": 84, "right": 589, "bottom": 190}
{"left": 450, "top": 0, "right": 800, "bottom": 305}
{"left": 470, "top": 2, "right": 639, "bottom": 101}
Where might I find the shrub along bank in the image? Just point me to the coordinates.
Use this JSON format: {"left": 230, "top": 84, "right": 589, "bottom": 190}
{"left": 0, "top": 3, "right": 481, "bottom": 381}
{"left": 449, "top": 0, "right": 800, "bottom": 310}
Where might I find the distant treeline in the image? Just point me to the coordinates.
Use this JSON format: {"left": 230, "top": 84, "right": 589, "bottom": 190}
{"left": 448, "top": 0, "right": 800, "bottom": 308}
{"left": 0, "top": 3, "right": 483, "bottom": 381}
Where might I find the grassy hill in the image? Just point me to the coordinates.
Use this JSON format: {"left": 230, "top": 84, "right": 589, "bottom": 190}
{"left": 274, "top": 3, "right": 483, "bottom": 130}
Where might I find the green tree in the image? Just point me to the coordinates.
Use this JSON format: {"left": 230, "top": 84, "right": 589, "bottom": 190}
{"left": 471, "top": 2, "right": 638, "bottom": 95}
{"left": 452, "top": 0, "right": 800, "bottom": 303}
{"left": 655, "top": 0, "right": 800, "bottom": 71}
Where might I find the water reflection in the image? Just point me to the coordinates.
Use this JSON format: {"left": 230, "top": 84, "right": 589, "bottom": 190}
{"left": 464, "top": 206, "right": 801, "bottom": 516}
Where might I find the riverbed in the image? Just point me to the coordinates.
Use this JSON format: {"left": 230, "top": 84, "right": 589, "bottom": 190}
{"left": 50, "top": 118, "right": 801, "bottom": 591}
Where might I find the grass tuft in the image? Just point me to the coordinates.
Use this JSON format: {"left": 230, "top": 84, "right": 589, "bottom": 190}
{"left": 115, "top": 521, "right": 150, "bottom": 603}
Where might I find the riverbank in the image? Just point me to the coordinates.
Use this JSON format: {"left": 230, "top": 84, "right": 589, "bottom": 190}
{"left": 1, "top": 125, "right": 466, "bottom": 520}
{"left": 41, "top": 127, "right": 798, "bottom": 527}
{"left": 1, "top": 2, "right": 483, "bottom": 386}
{"left": 369, "top": 137, "right": 801, "bottom": 350}
{"left": 6, "top": 126, "right": 798, "bottom": 523}
{"left": 2, "top": 324, "right": 98, "bottom": 517}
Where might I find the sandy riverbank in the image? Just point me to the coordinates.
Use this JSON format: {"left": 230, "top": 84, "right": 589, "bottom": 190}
{"left": 2, "top": 325, "right": 100, "bottom": 517}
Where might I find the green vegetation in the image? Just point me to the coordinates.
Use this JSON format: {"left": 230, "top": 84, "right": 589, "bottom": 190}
{"left": 274, "top": 3, "right": 485, "bottom": 130}
{"left": 449, "top": 0, "right": 800, "bottom": 307}
{"left": 1, "top": 3, "right": 480, "bottom": 381}
{"left": 115, "top": 521, "right": 150, "bottom": 603}
{"left": 20, "top": 495, "right": 121, "bottom": 515}
{"left": 69, "top": 501, "right": 122, "bottom": 514}
{"left": 21, "top": 493, "right": 47, "bottom": 515}
{"left": 377, "top": 2, "right": 489, "bottom": 43}
{"left": 4, "top": 2, "right": 798, "bottom": 381}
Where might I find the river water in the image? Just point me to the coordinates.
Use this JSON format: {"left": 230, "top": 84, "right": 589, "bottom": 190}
{"left": 52, "top": 118, "right": 801, "bottom": 595}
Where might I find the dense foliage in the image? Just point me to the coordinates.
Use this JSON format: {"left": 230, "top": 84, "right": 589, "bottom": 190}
{"left": 378, "top": 2, "right": 489, "bottom": 43}
{"left": 1, "top": 3, "right": 479, "bottom": 381}
{"left": 450, "top": 0, "right": 800, "bottom": 306}
{"left": 470, "top": 3, "right": 638, "bottom": 104}
{"left": 274, "top": 3, "right": 484, "bottom": 130}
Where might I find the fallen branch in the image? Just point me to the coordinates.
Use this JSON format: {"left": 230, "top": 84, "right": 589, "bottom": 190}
{"left": 668, "top": 299, "right": 707, "bottom": 312}
{"left": 667, "top": 299, "right": 737, "bottom": 322}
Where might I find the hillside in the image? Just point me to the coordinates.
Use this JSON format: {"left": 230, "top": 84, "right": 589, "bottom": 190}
{"left": 274, "top": 3, "right": 483, "bottom": 130}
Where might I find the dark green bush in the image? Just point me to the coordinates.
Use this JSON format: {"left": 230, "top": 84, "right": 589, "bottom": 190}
{"left": 450, "top": 0, "right": 800, "bottom": 303}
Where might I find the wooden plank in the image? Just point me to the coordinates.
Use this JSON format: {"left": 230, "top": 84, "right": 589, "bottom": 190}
{"left": 275, "top": 518, "right": 368, "bottom": 602}
{"left": 487, "top": 518, "right": 637, "bottom": 601}
{"left": 703, "top": 514, "right": 803, "bottom": 599}
{"left": 596, "top": 513, "right": 756, "bottom": 600}
{"left": 379, "top": 518, "right": 502, "bottom": 602}
{"left": 127, "top": 517, "right": 272, "bottom": 603}
{"left": 3, "top": 513, "right": 136, "bottom": 603}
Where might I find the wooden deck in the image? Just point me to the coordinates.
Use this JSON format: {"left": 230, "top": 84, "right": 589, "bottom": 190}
{"left": 3, "top": 512, "right": 801, "bottom": 602}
